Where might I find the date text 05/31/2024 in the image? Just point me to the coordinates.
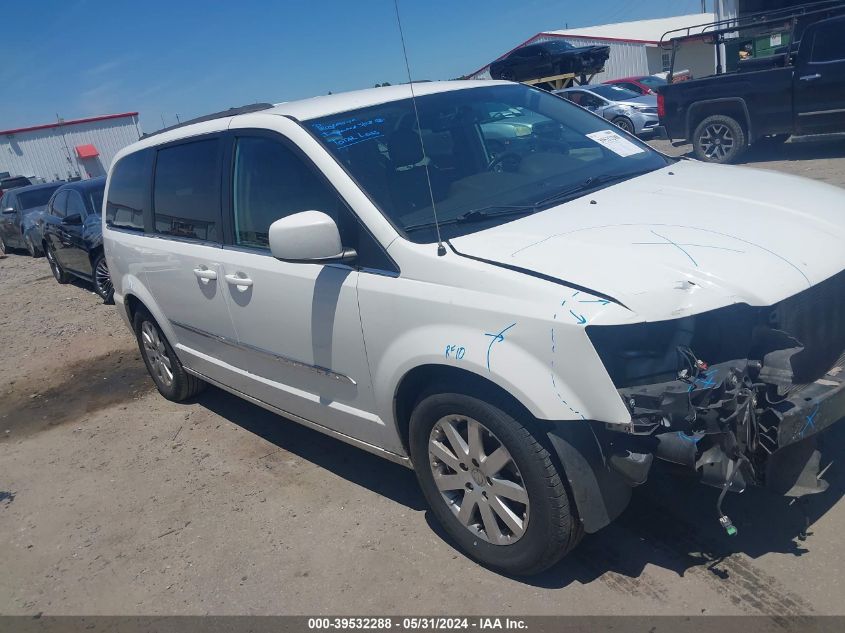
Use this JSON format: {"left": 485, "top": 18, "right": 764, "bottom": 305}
{"left": 307, "top": 617, "right": 528, "bottom": 630}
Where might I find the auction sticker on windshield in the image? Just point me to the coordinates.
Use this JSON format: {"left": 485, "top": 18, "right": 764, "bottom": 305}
{"left": 586, "top": 129, "right": 645, "bottom": 157}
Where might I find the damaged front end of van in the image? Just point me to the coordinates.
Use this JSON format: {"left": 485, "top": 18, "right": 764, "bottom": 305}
{"left": 586, "top": 269, "right": 845, "bottom": 533}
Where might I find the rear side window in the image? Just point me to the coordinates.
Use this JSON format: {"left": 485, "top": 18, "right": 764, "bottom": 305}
{"left": 812, "top": 22, "right": 845, "bottom": 62}
{"left": 107, "top": 150, "right": 151, "bottom": 231}
{"left": 153, "top": 139, "right": 220, "bottom": 241}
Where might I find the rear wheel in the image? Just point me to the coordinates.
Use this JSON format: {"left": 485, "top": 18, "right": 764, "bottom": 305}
{"left": 612, "top": 116, "right": 635, "bottom": 135}
{"left": 133, "top": 309, "right": 206, "bottom": 402}
{"left": 92, "top": 252, "right": 114, "bottom": 304}
{"left": 693, "top": 114, "right": 747, "bottom": 164}
{"left": 46, "top": 245, "right": 70, "bottom": 283}
{"left": 410, "top": 390, "right": 582, "bottom": 575}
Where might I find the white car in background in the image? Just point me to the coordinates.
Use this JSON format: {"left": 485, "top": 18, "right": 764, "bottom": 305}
{"left": 104, "top": 81, "right": 845, "bottom": 575}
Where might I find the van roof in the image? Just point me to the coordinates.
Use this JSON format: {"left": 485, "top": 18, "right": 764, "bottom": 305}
{"left": 113, "top": 80, "right": 508, "bottom": 162}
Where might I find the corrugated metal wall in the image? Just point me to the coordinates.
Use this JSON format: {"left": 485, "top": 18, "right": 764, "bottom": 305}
{"left": 0, "top": 116, "right": 141, "bottom": 182}
{"left": 467, "top": 36, "right": 651, "bottom": 81}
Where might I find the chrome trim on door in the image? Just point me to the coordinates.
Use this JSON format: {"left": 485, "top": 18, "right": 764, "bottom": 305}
{"left": 183, "top": 366, "right": 411, "bottom": 468}
{"left": 170, "top": 319, "right": 357, "bottom": 385}
{"left": 798, "top": 107, "right": 845, "bottom": 116}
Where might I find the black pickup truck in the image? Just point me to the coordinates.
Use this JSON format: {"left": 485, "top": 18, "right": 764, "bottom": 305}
{"left": 659, "top": 13, "right": 845, "bottom": 163}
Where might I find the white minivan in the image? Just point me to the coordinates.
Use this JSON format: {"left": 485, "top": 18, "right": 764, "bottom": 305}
{"left": 105, "top": 81, "right": 845, "bottom": 574}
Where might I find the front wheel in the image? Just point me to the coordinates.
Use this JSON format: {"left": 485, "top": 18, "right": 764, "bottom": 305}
{"left": 92, "top": 252, "right": 114, "bottom": 304}
{"left": 410, "top": 391, "right": 582, "bottom": 575}
{"left": 46, "top": 245, "right": 70, "bottom": 283}
{"left": 693, "top": 114, "right": 747, "bottom": 164}
{"left": 24, "top": 234, "right": 40, "bottom": 258}
{"left": 612, "top": 116, "right": 636, "bottom": 135}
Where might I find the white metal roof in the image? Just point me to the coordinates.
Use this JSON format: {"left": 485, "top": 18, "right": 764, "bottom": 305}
{"left": 543, "top": 13, "right": 715, "bottom": 44}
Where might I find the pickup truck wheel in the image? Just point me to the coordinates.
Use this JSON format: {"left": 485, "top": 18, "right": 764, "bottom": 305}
{"left": 693, "top": 115, "right": 746, "bottom": 163}
{"left": 612, "top": 116, "right": 635, "bottom": 135}
{"left": 46, "top": 246, "right": 70, "bottom": 283}
{"left": 133, "top": 309, "right": 206, "bottom": 402}
{"left": 410, "top": 391, "right": 582, "bottom": 575}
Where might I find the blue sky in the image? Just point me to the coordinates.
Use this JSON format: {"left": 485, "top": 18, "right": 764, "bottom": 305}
{"left": 1, "top": 0, "right": 706, "bottom": 132}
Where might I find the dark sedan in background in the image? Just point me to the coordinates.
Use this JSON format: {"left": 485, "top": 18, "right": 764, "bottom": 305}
{"left": 489, "top": 40, "right": 610, "bottom": 82}
{"left": 41, "top": 176, "right": 112, "bottom": 303}
{"left": 0, "top": 182, "right": 63, "bottom": 257}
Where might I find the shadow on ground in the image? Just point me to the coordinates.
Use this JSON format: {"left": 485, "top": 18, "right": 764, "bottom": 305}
{"left": 194, "top": 383, "right": 844, "bottom": 603}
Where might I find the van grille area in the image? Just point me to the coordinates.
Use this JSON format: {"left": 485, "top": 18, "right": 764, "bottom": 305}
{"left": 769, "top": 268, "right": 845, "bottom": 384}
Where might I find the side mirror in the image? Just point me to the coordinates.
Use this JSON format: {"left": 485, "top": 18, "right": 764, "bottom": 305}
{"left": 62, "top": 213, "right": 82, "bottom": 225}
{"left": 268, "top": 211, "right": 356, "bottom": 264}
{"left": 1, "top": 207, "right": 14, "bottom": 215}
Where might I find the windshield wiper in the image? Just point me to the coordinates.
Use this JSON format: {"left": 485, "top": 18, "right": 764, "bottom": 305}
{"left": 532, "top": 168, "right": 657, "bottom": 210}
{"left": 404, "top": 205, "right": 537, "bottom": 233}
{"left": 403, "top": 168, "right": 657, "bottom": 234}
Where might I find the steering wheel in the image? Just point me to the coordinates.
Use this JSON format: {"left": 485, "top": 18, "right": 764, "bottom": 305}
{"left": 487, "top": 151, "right": 522, "bottom": 173}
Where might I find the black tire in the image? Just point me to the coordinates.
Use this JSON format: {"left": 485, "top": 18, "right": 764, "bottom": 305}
{"left": 692, "top": 114, "right": 747, "bottom": 164}
{"left": 409, "top": 390, "right": 582, "bottom": 575}
{"left": 45, "top": 245, "right": 70, "bottom": 283}
{"left": 133, "top": 308, "right": 206, "bottom": 402}
{"left": 91, "top": 252, "right": 114, "bottom": 304}
{"left": 611, "top": 116, "right": 636, "bottom": 135}
{"left": 24, "top": 234, "right": 40, "bottom": 258}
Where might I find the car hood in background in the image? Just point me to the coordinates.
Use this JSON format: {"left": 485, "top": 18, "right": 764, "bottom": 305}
{"left": 614, "top": 95, "right": 657, "bottom": 108}
{"left": 449, "top": 160, "right": 845, "bottom": 322}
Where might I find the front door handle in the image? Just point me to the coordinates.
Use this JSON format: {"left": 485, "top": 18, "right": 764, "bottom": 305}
{"left": 193, "top": 267, "right": 218, "bottom": 281}
{"left": 799, "top": 73, "right": 822, "bottom": 81}
{"left": 224, "top": 273, "right": 253, "bottom": 288}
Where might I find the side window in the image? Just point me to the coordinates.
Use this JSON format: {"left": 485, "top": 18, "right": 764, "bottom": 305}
{"left": 107, "top": 150, "right": 151, "bottom": 232}
{"left": 50, "top": 191, "right": 68, "bottom": 218}
{"left": 232, "top": 136, "right": 395, "bottom": 271}
{"left": 153, "top": 139, "right": 220, "bottom": 241}
{"left": 811, "top": 22, "right": 845, "bottom": 63}
{"left": 232, "top": 136, "right": 338, "bottom": 249}
{"left": 620, "top": 82, "right": 641, "bottom": 92}
{"left": 66, "top": 191, "right": 86, "bottom": 218}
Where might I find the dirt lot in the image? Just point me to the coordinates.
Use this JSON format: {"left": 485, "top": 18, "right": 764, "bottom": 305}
{"left": 2, "top": 137, "right": 845, "bottom": 616}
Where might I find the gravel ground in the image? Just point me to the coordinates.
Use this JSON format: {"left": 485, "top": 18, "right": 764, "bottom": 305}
{"left": 1, "top": 138, "right": 844, "bottom": 616}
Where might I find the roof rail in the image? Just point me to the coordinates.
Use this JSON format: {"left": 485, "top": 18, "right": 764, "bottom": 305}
{"left": 141, "top": 103, "right": 275, "bottom": 139}
{"left": 659, "top": 0, "right": 845, "bottom": 47}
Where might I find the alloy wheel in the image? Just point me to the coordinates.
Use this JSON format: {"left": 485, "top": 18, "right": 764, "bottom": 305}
{"left": 428, "top": 415, "right": 529, "bottom": 545}
{"left": 46, "top": 248, "right": 61, "bottom": 279}
{"left": 614, "top": 118, "right": 634, "bottom": 134}
{"left": 700, "top": 123, "right": 735, "bottom": 161}
{"left": 94, "top": 257, "right": 113, "bottom": 299}
{"left": 141, "top": 321, "right": 174, "bottom": 388}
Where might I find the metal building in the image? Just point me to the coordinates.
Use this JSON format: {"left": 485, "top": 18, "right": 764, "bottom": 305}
{"left": 465, "top": 13, "right": 717, "bottom": 83}
{"left": 0, "top": 112, "right": 142, "bottom": 183}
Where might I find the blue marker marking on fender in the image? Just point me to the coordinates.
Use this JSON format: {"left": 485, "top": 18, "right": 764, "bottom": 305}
{"left": 484, "top": 323, "right": 516, "bottom": 371}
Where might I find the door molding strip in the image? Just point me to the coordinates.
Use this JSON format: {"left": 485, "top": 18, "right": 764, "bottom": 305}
{"left": 171, "top": 319, "right": 356, "bottom": 385}
{"left": 183, "top": 365, "right": 412, "bottom": 469}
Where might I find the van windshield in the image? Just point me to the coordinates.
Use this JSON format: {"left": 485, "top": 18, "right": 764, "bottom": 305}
{"left": 305, "top": 84, "right": 669, "bottom": 244}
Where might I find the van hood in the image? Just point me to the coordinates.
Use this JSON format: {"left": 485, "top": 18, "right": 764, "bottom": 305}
{"left": 449, "top": 160, "right": 845, "bottom": 322}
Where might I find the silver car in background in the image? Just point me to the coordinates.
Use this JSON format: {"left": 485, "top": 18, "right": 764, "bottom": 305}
{"left": 554, "top": 84, "right": 659, "bottom": 136}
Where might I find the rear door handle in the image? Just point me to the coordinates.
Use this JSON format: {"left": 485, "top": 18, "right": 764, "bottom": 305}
{"left": 799, "top": 73, "right": 822, "bottom": 81}
{"left": 224, "top": 273, "right": 253, "bottom": 288}
{"left": 193, "top": 267, "right": 218, "bottom": 281}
